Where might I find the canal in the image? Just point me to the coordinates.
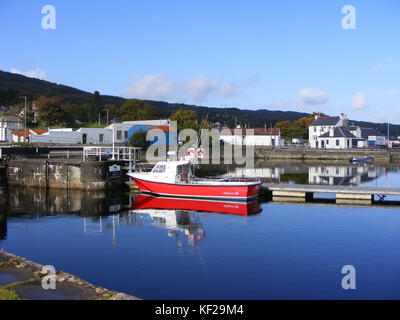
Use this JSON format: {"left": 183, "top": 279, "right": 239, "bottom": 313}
{"left": 1, "top": 163, "right": 400, "bottom": 299}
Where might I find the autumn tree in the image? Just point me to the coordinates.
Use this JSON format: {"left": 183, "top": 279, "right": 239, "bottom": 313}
{"left": 118, "top": 99, "right": 155, "bottom": 121}
{"left": 170, "top": 110, "right": 199, "bottom": 132}
{"left": 276, "top": 112, "right": 327, "bottom": 140}
{"left": 35, "top": 96, "right": 66, "bottom": 126}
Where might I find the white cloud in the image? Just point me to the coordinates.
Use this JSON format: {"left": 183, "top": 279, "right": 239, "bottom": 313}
{"left": 386, "top": 90, "right": 400, "bottom": 96}
{"left": 371, "top": 57, "right": 400, "bottom": 71}
{"left": 299, "top": 88, "right": 329, "bottom": 106}
{"left": 351, "top": 92, "right": 367, "bottom": 110}
{"left": 10, "top": 68, "right": 47, "bottom": 80}
{"left": 125, "top": 73, "right": 239, "bottom": 103}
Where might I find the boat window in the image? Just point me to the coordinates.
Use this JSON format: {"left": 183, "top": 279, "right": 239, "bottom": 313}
{"left": 183, "top": 165, "right": 189, "bottom": 174}
{"left": 152, "top": 164, "right": 166, "bottom": 173}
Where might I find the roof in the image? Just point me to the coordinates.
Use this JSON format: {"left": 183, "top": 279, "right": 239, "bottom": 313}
{"left": 319, "top": 126, "right": 356, "bottom": 138}
{"left": 220, "top": 128, "right": 280, "bottom": 136}
{"left": 360, "top": 127, "right": 385, "bottom": 138}
{"left": 0, "top": 115, "right": 22, "bottom": 122}
{"left": 310, "top": 117, "right": 340, "bottom": 126}
{"left": 349, "top": 126, "right": 359, "bottom": 131}
{"left": 12, "top": 131, "right": 30, "bottom": 137}
{"left": 150, "top": 125, "right": 176, "bottom": 133}
{"left": 30, "top": 129, "right": 48, "bottom": 135}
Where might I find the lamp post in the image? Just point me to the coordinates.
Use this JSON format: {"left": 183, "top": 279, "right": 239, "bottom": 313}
{"left": 111, "top": 122, "right": 115, "bottom": 160}
{"left": 19, "top": 96, "right": 27, "bottom": 142}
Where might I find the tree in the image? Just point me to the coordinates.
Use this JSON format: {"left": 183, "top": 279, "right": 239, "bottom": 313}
{"left": 170, "top": 110, "right": 199, "bottom": 132}
{"left": 89, "top": 91, "right": 102, "bottom": 123}
{"left": 35, "top": 96, "right": 66, "bottom": 126}
{"left": 129, "top": 129, "right": 150, "bottom": 149}
{"left": 103, "top": 104, "right": 118, "bottom": 124}
{"left": 118, "top": 99, "right": 155, "bottom": 121}
{"left": 276, "top": 112, "right": 327, "bottom": 140}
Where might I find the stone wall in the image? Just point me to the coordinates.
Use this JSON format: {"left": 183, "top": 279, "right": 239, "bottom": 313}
{"left": 6, "top": 159, "right": 127, "bottom": 190}
{"left": 254, "top": 148, "right": 395, "bottom": 164}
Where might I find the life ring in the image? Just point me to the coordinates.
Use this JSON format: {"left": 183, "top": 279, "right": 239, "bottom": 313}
{"left": 186, "top": 147, "right": 196, "bottom": 157}
{"left": 197, "top": 148, "right": 206, "bottom": 158}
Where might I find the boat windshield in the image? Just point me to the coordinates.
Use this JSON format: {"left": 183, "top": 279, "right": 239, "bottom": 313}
{"left": 152, "top": 164, "right": 166, "bottom": 173}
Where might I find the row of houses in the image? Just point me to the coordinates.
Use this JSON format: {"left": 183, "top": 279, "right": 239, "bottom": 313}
{"left": 309, "top": 113, "right": 387, "bottom": 149}
{"left": 0, "top": 118, "right": 175, "bottom": 145}
{"left": 1, "top": 114, "right": 283, "bottom": 147}
{"left": 0, "top": 113, "right": 390, "bottom": 150}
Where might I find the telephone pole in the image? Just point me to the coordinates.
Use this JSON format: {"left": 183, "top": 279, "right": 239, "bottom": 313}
{"left": 19, "top": 96, "right": 27, "bottom": 142}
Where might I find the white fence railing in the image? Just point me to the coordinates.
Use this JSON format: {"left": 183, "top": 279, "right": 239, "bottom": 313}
{"left": 83, "top": 146, "right": 142, "bottom": 163}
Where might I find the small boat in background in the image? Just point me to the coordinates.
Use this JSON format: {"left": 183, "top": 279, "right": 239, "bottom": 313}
{"left": 349, "top": 156, "right": 374, "bottom": 164}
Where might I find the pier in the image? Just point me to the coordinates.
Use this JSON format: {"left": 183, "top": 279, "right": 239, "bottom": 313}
{"left": 261, "top": 183, "right": 400, "bottom": 205}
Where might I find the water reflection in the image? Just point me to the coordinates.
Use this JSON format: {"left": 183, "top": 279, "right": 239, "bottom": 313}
{"left": 308, "top": 166, "right": 386, "bottom": 186}
{"left": 227, "top": 163, "right": 391, "bottom": 186}
{"left": 0, "top": 188, "right": 262, "bottom": 247}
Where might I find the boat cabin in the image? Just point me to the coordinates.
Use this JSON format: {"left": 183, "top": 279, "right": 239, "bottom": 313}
{"left": 149, "top": 160, "right": 192, "bottom": 184}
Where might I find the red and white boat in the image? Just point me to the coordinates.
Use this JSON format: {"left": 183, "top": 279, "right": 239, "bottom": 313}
{"left": 127, "top": 159, "right": 261, "bottom": 201}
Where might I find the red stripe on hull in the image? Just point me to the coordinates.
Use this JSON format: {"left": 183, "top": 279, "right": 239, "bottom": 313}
{"left": 131, "top": 177, "right": 260, "bottom": 199}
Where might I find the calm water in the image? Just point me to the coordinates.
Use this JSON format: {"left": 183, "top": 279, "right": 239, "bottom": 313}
{"left": 1, "top": 164, "right": 400, "bottom": 299}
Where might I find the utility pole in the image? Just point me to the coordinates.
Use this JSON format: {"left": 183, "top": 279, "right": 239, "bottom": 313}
{"left": 19, "top": 96, "right": 27, "bottom": 142}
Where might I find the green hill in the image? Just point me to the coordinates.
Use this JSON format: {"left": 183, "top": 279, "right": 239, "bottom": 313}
{"left": 0, "top": 69, "right": 397, "bottom": 136}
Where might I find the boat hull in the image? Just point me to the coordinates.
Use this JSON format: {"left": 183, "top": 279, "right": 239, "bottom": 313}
{"left": 128, "top": 175, "right": 261, "bottom": 201}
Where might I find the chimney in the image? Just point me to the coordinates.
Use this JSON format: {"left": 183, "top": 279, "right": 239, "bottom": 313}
{"left": 340, "top": 113, "right": 345, "bottom": 119}
{"left": 315, "top": 114, "right": 319, "bottom": 120}
{"left": 329, "top": 127, "right": 334, "bottom": 137}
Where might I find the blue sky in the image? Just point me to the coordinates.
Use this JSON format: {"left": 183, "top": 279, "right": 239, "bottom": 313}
{"left": 1, "top": 0, "right": 399, "bottom": 123}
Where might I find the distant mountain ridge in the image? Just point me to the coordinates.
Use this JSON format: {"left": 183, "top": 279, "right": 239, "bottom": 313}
{"left": 0, "top": 70, "right": 398, "bottom": 136}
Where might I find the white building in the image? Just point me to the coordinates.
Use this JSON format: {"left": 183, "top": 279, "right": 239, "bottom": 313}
{"left": 349, "top": 126, "right": 386, "bottom": 148}
{"left": 220, "top": 128, "right": 282, "bottom": 147}
{"left": 316, "top": 127, "right": 355, "bottom": 149}
{"left": 309, "top": 114, "right": 348, "bottom": 148}
{"left": 105, "top": 119, "right": 171, "bottom": 143}
{"left": 0, "top": 115, "right": 23, "bottom": 142}
{"left": 30, "top": 127, "right": 114, "bottom": 145}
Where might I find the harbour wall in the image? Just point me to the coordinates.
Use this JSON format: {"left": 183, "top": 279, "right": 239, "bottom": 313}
{"left": 254, "top": 148, "right": 400, "bottom": 163}
{"left": 4, "top": 159, "right": 128, "bottom": 191}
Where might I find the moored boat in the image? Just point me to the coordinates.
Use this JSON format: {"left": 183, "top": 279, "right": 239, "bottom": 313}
{"left": 127, "top": 159, "right": 261, "bottom": 201}
{"left": 349, "top": 156, "right": 374, "bottom": 164}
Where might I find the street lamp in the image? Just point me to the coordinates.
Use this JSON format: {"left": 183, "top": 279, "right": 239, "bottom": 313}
{"left": 19, "top": 96, "right": 27, "bottom": 142}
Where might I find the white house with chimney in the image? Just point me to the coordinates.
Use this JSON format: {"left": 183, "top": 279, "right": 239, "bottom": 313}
{"left": 309, "top": 114, "right": 351, "bottom": 149}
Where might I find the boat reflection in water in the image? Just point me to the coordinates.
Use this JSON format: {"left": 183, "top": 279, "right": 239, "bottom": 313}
{"left": 129, "top": 195, "right": 262, "bottom": 246}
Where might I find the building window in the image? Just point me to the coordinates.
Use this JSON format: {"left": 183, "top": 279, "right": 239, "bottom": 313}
{"left": 99, "top": 134, "right": 104, "bottom": 143}
{"left": 313, "top": 127, "right": 316, "bottom": 132}
{"left": 124, "top": 131, "right": 128, "bottom": 140}
{"left": 336, "top": 139, "right": 339, "bottom": 146}
{"left": 117, "top": 130, "right": 122, "bottom": 140}
{"left": 326, "top": 140, "right": 329, "bottom": 145}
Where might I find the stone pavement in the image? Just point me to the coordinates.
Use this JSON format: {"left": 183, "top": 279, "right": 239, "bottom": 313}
{"left": 0, "top": 251, "right": 140, "bottom": 300}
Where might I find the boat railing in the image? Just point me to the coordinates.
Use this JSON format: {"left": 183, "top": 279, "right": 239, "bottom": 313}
{"left": 190, "top": 176, "right": 261, "bottom": 184}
